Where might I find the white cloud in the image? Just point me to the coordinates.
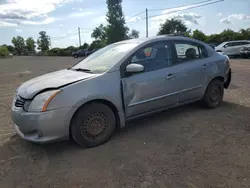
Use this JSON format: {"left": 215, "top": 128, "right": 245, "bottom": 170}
{"left": 59, "top": 24, "right": 64, "bottom": 27}
{"left": 150, "top": 12, "right": 202, "bottom": 29}
{"left": 0, "top": 0, "right": 74, "bottom": 27}
{"left": 21, "top": 17, "right": 58, "bottom": 25}
{"left": 15, "top": 28, "right": 22, "bottom": 32}
{"left": 220, "top": 14, "right": 250, "bottom": 24}
{"left": 125, "top": 16, "right": 141, "bottom": 23}
{"left": 174, "top": 13, "right": 202, "bottom": 25}
{"left": 93, "top": 15, "right": 107, "bottom": 24}
{"left": 148, "top": 1, "right": 208, "bottom": 30}
{"left": 0, "top": 20, "right": 17, "bottom": 27}
{"left": 69, "top": 35, "right": 78, "bottom": 40}
{"left": 68, "top": 11, "right": 94, "bottom": 18}
{"left": 217, "top": 13, "right": 223, "bottom": 17}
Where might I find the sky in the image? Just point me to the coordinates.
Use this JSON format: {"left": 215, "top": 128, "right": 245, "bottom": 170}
{"left": 0, "top": 0, "right": 249, "bottom": 48}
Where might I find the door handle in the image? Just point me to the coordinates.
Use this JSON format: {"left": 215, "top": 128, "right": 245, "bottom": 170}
{"left": 202, "top": 64, "right": 208, "bottom": 69}
{"left": 166, "top": 73, "right": 175, "bottom": 79}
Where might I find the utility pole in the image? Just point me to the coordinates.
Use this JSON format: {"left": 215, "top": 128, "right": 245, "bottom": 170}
{"left": 78, "top": 27, "right": 81, "bottom": 47}
{"left": 48, "top": 36, "right": 52, "bottom": 49}
{"left": 146, "top": 8, "right": 148, "bottom": 37}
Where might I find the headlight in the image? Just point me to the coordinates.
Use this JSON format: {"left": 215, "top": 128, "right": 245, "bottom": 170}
{"left": 27, "top": 90, "right": 61, "bottom": 112}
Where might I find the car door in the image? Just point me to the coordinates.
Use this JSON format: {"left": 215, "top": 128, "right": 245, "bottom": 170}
{"left": 223, "top": 42, "right": 236, "bottom": 55}
{"left": 121, "top": 41, "right": 179, "bottom": 118}
{"left": 172, "top": 40, "right": 209, "bottom": 103}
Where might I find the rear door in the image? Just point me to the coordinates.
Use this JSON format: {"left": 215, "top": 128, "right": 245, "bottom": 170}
{"left": 172, "top": 40, "right": 211, "bottom": 103}
{"left": 235, "top": 41, "right": 250, "bottom": 55}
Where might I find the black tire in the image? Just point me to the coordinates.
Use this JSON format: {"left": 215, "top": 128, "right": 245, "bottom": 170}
{"left": 202, "top": 79, "right": 224, "bottom": 109}
{"left": 71, "top": 102, "right": 116, "bottom": 148}
{"left": 74, "top": 54, "right": 78, "bottom": 58}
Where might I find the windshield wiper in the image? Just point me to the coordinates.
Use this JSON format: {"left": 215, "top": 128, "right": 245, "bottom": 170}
{"left": 70, "top": 68, "right": 93, "bottom": 73}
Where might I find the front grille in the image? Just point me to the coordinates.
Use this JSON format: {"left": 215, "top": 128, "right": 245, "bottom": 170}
{"left": 15, "top": 96, "right": 26, "bottom": 108}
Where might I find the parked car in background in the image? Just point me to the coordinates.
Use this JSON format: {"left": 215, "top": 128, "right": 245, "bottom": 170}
{"left": 240, "top": 46, "right": 250, "bottom": 58}
{"left": 11, "top": 36, "right": 231, "bottom": 148}
{"left": 215, "top": 40, "right": 250, "bottom": 57}
{"left": 85, "top": 48, "right": 99, "bottom": 57}
{"left": 8, "top": 53, "right": 14, "bottom": 58}
{"left": 72, "top": 49, "right": 88, "bottom": 58}
{"left": 208, "top": 43, "right": 216, "bottom": 49}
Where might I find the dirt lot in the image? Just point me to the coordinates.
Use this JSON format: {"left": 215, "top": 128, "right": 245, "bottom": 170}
{"left": 0, "top": 56, "right": 250, "bottom": 188}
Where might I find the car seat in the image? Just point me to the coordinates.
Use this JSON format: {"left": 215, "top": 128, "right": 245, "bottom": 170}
{"left": 185, "top": 48, "right": 197, "bottom": 61}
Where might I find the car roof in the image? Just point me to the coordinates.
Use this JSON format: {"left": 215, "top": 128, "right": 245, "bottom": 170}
{"left": 108, "top": 35, "right": 215, "bottom": 72}
{"left": 224, "top": 40, "right": 250, "bottom": 43}
{"left": 115, "top": 35, "right": 201, "bottom": 44}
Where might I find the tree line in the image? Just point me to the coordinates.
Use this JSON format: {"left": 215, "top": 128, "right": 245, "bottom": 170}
{"left": 1, "top": 0, "right": 250, "bottom": 58}
{"left": 0, "top": 31, "right": 50, "bottom": 57}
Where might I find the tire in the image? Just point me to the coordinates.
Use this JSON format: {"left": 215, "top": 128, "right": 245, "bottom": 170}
{"left": 71, "top": 102, "right": 116, "bottom": 148}
{"left": 74, "top": 54, "right": 78, "bottom": 58}
{"left": 202, "top": 79, "right": 224, "bottom": 109}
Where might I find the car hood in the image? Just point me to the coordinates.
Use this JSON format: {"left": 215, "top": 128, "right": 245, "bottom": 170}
{"left": 17, "top": 69, "right": 95, "bottom": 99}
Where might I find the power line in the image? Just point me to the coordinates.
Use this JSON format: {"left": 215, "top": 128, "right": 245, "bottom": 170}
{"left": 127, "top": 0, "right": 223, "bottom": 25}
{"left": 126, "top": 0, "right": 217, "bottom": 25}
{"left": 148, "top": 0, "right": 212, "bottom": 12}
{"left": 125, "top": 10, "right": 146, "bottom": 22}
{"left": 79, "top": 28, "right": 93, "bottom": 30}
{"left": 145, "top": 0, "right": 224, "bottom": 20}
{"left": 51, "top": 29, "right": 78, "bottom": 40}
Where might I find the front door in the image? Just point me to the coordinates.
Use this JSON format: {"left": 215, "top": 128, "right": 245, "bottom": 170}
{"left": 121, "top": 41, "right": 178, "bottom": 118}
{"left": 224, "top": 42, "right": 239, "bottom": 55}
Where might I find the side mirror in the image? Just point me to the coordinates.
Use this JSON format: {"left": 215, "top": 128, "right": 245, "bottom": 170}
{"left": 126, "top": 63, "right": 144, "bottom": 73}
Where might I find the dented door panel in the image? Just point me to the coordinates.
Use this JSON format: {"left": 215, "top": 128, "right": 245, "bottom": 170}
{"left": 122, "top": 68, "right": 178, "bottom": 118}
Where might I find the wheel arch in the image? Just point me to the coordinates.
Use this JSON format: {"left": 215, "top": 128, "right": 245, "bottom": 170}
{"left": 210, "top": 76, "right": 224, "bottom": 83}
{"left": 69, "top": 99, "right": 121, "bottom": 138}
{"left": 203, "top": 76, "right": 224, "bottom": 96}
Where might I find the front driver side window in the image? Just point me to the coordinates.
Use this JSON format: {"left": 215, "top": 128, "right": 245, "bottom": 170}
{"left": 130, "top": 42, "right": 172, "bottom": 72}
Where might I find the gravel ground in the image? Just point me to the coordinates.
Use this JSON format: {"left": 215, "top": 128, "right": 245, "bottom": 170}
{"left": 0, "top": 56, "right": 250, "bottom": 188}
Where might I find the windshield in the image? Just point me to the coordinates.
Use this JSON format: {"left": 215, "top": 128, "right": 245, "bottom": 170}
{"left": 72, "top": 42, "right": 140, "bottom": 73}
{"left": 216, "top": 42, "right": 227, "bottom": 48}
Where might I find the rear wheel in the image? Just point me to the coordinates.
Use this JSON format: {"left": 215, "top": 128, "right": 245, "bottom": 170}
{"left": 71, "top": 102, "right": 116, "bottom": 148}
{"left": 202, "top": 79, "right": 224, "bottom": 109}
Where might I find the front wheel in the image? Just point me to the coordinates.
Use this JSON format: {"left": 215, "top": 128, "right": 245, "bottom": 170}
{"left": 71, "top": 102, "right": 116, "bottom": 148}
{"left": 202, "top": 79, "right": 224, "bottom": 109}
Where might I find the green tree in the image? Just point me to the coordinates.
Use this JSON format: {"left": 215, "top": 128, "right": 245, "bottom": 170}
{"left": 79, "top": 43, "right": 89, "bottom": 50}
{"left": 233, "top": 28, "right": 250, "bottom": 41}
{"left": 11, "top": 36, "right": 26, "bottom": 55}
{"left": 37, "top": 31, "right": 50, "bottom": 52}
{"left": 192, "top": 29, "right": 207, "bottom": 42}
{"left": 128, "top": 29, "right": 139, "bottom": 39}
{"left": 106, "top": 0, "right": 129, "bottom": 44}
{"left": 0, "top": 46, "right": 9, "bottom": 57}
{"left": 219, "top": 29, "right": 236, "bottom": 42}
{"left": 91, "top": 24, "right": 107, "bottom": 42}
{"left": 26, "top": 37, "right": 36, "bottom": 54}
{"left": 158, "top": 18, "right": 189, "bottom": 36}
{"left": 1, "top": 44, "right": 15, "bottom": 54}
{"left": 89, "top": 40, "right": 106, "bottom": 50}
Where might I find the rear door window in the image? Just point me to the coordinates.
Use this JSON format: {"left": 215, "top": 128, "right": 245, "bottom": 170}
{"left": 174, "top": 42, "right": 207, "bottom": 63}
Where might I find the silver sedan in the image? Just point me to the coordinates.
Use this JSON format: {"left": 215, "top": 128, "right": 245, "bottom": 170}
{"left": 11, "top": 35, "right": 231, "bottom": 148}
